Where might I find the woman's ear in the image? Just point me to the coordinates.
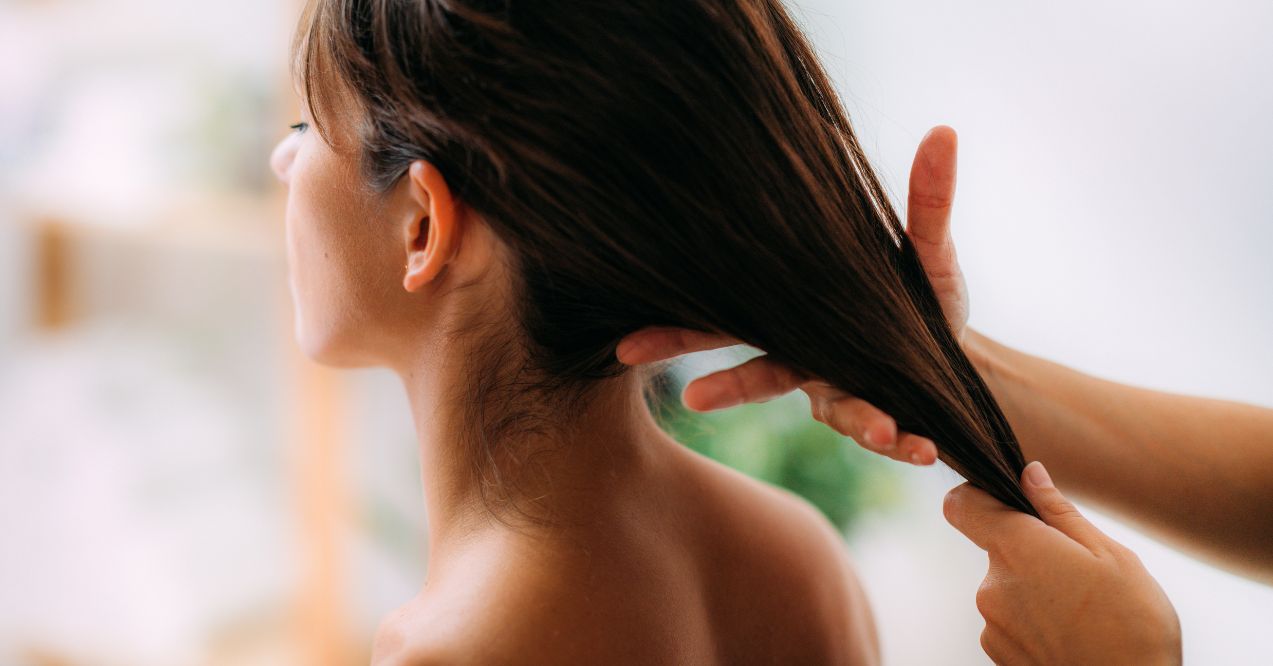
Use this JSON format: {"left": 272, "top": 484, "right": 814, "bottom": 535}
{"left": 403, "top": 160, "right": 459, "bottom": 292}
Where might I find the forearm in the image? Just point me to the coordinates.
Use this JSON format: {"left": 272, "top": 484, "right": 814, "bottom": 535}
{"left": 964, "top": 328, "right": 1273, "bottom": 581}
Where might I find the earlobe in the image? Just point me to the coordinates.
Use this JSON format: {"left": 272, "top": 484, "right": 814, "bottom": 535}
{"left": 403, "top": 161, "right": 458, "bottom": 292}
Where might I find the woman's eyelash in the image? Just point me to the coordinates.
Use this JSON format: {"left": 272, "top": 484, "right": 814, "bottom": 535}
{"left": 289, "top": 122, "right": 309, "bottom": 133}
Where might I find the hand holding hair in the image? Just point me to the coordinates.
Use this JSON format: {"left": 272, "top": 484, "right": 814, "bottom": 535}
{"left": 616, "top": 125, "right": 965, "bottom": 467}
{"left": 944, "top": 461, "right": 1181, "bottom": 665}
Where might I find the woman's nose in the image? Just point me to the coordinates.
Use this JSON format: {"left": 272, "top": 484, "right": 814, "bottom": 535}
{"left": 270, "top": 135, "right": 297, "bottom": 185}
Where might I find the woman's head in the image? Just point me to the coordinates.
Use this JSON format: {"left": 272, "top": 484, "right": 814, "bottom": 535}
{"left": 275, "top": 0, "right": 1038, "bottom": 514}
{"left": 269, "top": 88, "right": 508, "bottom": 369}
{"left": 277, "top": 0, "right": 898, "bottom": 388}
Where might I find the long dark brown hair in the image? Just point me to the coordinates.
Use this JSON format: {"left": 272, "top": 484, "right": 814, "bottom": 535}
{"left": 293, "top": 0, "right": 1036, "bottom": 515}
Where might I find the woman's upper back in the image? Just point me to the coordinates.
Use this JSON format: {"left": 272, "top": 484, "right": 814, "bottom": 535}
{"left": 371, "top": 443, "right": 879, "bottom": 666}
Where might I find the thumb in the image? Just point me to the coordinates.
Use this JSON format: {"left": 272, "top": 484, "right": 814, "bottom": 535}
{"left": 906, "top": 125, "right": 957, "bottom": 246}
{"left": 1021, "top": 461, "right": 1109, "bottom": 551}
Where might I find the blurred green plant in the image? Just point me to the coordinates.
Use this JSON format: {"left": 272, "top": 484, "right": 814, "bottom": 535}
{"left": 650, "top": 365, "right": 899, "bottom": 535}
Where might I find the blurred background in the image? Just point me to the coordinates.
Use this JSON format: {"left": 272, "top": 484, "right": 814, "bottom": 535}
{"left": 1, "top": 0, "right": 1270, "bottom": 663}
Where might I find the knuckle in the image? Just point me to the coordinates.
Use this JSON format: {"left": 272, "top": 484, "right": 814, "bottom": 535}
{"left": 1044, "top": 498, "right": 1082, "bottom": 521}
{"left": 974, "top": 580, "right": 996, "bottom": 615}
{"left": 772, "top": 361, "right": 802, "bottom": 387}
{"left": 846, "top": 399, "right": 878, "bottom": 429}
{"left": 1108, "top": 542, "right": 1144, "bottom": 568}
{"left": 978, "top": 628, "right": 997, "bottom": 660}
{"left": 736, "top": 369, "right": 761, "bottom": 403}
{"left": 942, "top": 485, "right": 967, "bottom": 523}
{"left": 725, "top": 366, "right": 749, "bottom": 403}
{"left": 669, "top": 329, "right": 692, "bottom": 352}
{"left": 992, "top": 537, "right": 1027, "bottom": 566}
{"left": 841, "top": 396, "right": 872, "bottom": 421}
{"left": 825, "top": 399, "right": 859, "bottom": 436}
{"left": 941, "top": 491, "right": 958, "bottom": 522}
{"left": 807, "top": 380, "right": 838, "bottom": 394}
{"left": 739, "top": 358, "right": 784, "bottom": 403}
{"left": 911, "top": 193, "right": 955, "bottom": 211}
{"left": 825, "top": 414, "right": 852, "bottom": 437}
{"left": 732, "top": 359, "right": 758, "bottom": 395}
{"left": 812, "top": 398, "right": 832, "bottom": 424}
{"left": 757, "top": 359, "right": 784, "bottom": 393}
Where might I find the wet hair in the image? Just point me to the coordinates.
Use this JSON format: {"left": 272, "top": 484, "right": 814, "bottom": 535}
{"left": 292, "top": 0, "right": 1036, "bottom": 515}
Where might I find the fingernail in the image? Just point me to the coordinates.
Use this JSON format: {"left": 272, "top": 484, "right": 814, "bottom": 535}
{"left": 910, "top": 450, "right": 923, "bottom": 465}
{"left": 1024, "top": 461, "right": 1053, "bottom": 488}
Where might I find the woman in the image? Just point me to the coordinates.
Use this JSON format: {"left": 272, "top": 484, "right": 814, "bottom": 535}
{"left": 270, "top": 0, "right": 1032, "bottom": 663}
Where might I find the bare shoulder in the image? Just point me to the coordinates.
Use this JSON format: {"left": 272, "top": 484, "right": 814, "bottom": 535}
{"left": 685, "top": 445, "right": 853, "bottom": 562}
{"left": 369, "top": 592, "right": 527, "bottom": 666}
{"left": 369, "top": 532, "right": 704, "bottom": 666}
{"left": 678, "top": 448, "right": 881, "bottom": 664}
{"left": 370, "top": 449, "right": 880, "bottom": 666}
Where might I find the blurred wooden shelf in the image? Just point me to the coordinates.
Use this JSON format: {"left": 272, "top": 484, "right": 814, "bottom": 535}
{"left": 13, "top": 190, "right": 288, "bottom": 261}
{"left": 16, "top": 184, "right": 362, "bottom": 666}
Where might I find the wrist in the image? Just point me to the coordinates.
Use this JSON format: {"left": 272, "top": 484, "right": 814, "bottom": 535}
{"left": 961, "top": 328, "right": 997, "bottom": 381}
{"left": 961, "top": 328, "right": 1028, "bottom": 431}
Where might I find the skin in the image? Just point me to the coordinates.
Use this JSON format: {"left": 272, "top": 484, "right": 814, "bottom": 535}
{"left": 270, "top": 101, "right": 880, "bottom": 665}
{"left": 618, "top": 125, "right": 1273, "bottom": 662}
{"left": 944, "top": 462, "right": 1179, "bottom": 665}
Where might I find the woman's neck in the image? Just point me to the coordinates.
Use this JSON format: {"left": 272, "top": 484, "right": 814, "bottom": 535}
{"left": 393, "top": 345, "right": 674, "bottom": 573}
